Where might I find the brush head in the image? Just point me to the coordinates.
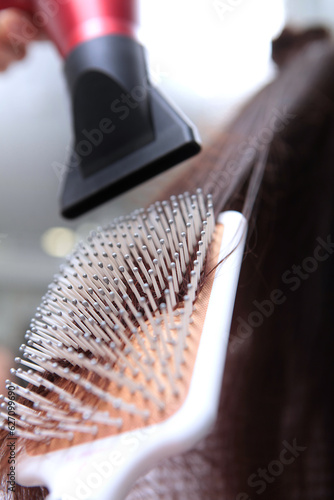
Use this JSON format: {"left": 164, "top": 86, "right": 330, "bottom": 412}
{"left": 0, "top": 200, "right": 247, "bottom": 500}
{"left": 0, "top": 190, "right": 216, "bottom": 454}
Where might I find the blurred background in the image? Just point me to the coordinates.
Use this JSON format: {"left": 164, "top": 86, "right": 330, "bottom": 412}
{"left": 0, "top": 0, "right": 332, "bottom": 375}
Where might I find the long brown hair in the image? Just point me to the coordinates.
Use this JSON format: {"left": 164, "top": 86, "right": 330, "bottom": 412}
{"left": 2, "top": 27, "right": 334, "bottom": 499}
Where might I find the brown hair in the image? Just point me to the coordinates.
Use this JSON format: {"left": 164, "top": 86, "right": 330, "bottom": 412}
{"left": 2, "top": 27, "right": 334, "bottom": 499}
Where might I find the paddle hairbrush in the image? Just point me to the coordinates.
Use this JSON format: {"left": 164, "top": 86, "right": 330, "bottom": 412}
{"left": 0, "top": 190, "right": 246, "bottom": 499}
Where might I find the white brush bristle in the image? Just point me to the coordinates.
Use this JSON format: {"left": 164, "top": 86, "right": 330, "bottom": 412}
{"left": 0, "top": 190, "right": 215, "bottom": 443}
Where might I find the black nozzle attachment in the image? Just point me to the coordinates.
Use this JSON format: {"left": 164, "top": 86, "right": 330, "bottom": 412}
{"left": 60, "top": 35, "right": 201, "bottom": 219}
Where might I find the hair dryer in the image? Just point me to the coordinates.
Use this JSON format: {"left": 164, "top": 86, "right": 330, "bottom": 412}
{"left": 0, "top": 0, "right": 201, "bottom": 218}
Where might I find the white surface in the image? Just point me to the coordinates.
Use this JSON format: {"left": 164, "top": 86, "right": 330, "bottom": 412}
{"left": 16, "top": 211, "right": 247, "bottom": 500}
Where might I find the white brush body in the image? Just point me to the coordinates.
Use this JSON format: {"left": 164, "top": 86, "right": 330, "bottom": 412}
{"left": 16, "top": 210, "right": 247, "bottom": 500}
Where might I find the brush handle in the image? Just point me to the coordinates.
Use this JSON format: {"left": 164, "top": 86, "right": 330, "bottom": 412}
{"left": 0, "top": 0, "right": 137, "bottom": 56}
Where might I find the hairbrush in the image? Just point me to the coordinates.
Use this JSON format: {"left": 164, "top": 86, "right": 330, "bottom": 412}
{"left": 0, "top": 189, "right": 246, "bottom": 500}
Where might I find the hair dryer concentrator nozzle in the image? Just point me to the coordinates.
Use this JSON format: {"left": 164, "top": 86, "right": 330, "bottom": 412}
{"left": 60, "top": 35, "right": 201, "bottom": 219}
